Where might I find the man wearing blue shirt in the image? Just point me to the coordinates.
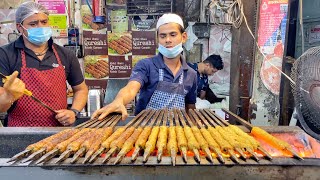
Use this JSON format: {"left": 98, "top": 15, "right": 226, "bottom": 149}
{"left": 93, "top": 13, "right": 197, "bottom": 120}
{"left": 188, "top": 54, "right": 223, "bottom": 102}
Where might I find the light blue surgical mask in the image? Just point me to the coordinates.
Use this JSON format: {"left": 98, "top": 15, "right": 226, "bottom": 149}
{"left": 158, "top": 43, "right": 183, "bottom": 58}
{"left": 22, "top": 26, "right": 52, "bottom": 45}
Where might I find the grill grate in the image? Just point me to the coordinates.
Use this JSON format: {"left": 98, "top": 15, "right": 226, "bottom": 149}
{"left": 127, "top": 0, "right": 172, "bottom": 16}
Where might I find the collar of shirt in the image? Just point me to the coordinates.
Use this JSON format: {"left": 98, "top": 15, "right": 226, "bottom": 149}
{"left": 14, "top": 35, "right": 54, "bottom": 50}
{"left": 153, "top": 53, "right": 189, "bottom": 70}
{"left": 14, "top": 36, "right": 54, "bottom": 60}
{"left": 153, "top": 53, "right": 189, "bottom": 81}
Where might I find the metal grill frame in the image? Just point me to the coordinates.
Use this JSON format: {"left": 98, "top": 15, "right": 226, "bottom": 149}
{"left": 126, "top": 0, "right": 173, "bottom": 16}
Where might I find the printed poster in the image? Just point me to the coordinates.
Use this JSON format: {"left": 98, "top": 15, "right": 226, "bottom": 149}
{"left": 48, "top": 14, "right": 68, "bottom": 37}
{"left": 81, "top": 0, "right": 107, "bottom": 32}
{"left": 108, "top": 32, "right": 132, "bottom": 55}
{"left": 132, "top": 31, "right": 156, "bottom": 55}
{"left": 257, "top": 0, "right": 288, "bottom": 95}
{"left": 109, "top": 55, "right": 132, "bottom": 78}
{"left": 83, "top": 30, "right": 108, "bottom": 55}
{"left": 38, "top": 0, "right": 66, "bottom": 14}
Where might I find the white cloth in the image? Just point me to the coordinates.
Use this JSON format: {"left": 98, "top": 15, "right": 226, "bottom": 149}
{"left": 184, "top": 22, "right": 198, "bottom": 51}
{"left": 156, "top": 13, "right": 184, "bottom": 29}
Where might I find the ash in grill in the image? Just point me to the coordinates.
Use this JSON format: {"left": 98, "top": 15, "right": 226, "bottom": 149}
{"left": 8, "top": 109, "right": 305, "bottom": 166}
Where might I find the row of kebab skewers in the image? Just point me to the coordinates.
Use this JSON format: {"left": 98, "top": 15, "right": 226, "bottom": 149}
{"left": 8, "top": 109, "right": 303, "bottom": 166}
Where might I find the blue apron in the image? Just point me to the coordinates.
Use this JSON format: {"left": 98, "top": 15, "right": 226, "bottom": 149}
{"left": 146, "top": 68, "right": 185, "bottom": 111}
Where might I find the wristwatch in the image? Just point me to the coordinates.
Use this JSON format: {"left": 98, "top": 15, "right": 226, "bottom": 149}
{"left": 70, "top": 108, "right": 81, "bottom": 118}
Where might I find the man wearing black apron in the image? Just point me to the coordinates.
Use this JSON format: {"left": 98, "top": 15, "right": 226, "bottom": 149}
{"left": 93, "top": 13, "right": 197, "bottom": 121}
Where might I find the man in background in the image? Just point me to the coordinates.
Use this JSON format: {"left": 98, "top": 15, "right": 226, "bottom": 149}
{"left": 188, "top": 54, "right": 224, "bottom": 103}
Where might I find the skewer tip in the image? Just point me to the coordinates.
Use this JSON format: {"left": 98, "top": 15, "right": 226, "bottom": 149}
{"left": 157, "top": 149, "right": 163, "bottom": 162}
{"left": 204, "top": 148, "right": 214, "bottom": 163}
{"left": 228, "top": 150, "right": 240, "bottom": 164}
{"left": 131, "top": 147, "right": 140, "bottom": 162}
{"left": 89, "top": 147, "right": 105, "bottom": 163}
{"left": 193, "top": 149, "right": 201, "bottom": 163}
{"left": 258, "top": 147, "right": 273, "bottom": 160}
{"left": 181, "top": 147, "right": 188, "bottom": 163}
{"left": 7, "top": 149, "right": 31, "bottom": 163}
{"left": 288, "top": 149, "right": 304, "bottom": 160}
{"left": 55, "top": 149, "right": 71, "bottom": 164}
{"left": 21, "top": 148, "right": 46, "bottom": 163}
{"left": 171, "top": 149, "right": 176, "bottom": 166}
{"left": 102, "top": 147, "right": 117, "bottom": 164}
{"left": 143, "top": 150, "right": 150, "bottom": 163}
{"left": 114, "top": 154, "right": 124, "bottom": 165}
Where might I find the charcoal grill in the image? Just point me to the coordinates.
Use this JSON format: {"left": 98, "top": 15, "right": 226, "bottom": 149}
{"left": 1, "top": 110, "right": 320, "bottom": 180}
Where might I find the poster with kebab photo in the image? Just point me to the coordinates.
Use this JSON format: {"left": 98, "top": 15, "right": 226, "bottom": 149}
{"left": 81, "top": 0, "right": 109, "bottom": 93}
{"left": 80, "top": 0, "right": 107, "bottom": 32}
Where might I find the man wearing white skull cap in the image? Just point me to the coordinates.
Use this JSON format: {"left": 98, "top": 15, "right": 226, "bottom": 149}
{"left": 0, "top": 2, "right": 88, "bottom": 127}
{"left": 93, "top": 13, "right": 197, "bottom": 121}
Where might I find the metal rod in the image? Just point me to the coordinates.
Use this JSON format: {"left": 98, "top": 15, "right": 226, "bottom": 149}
{"left": 21, "top": 148, "right": 46, "bottom": 163}
{"left": 7, "top": 149, "right": 31, "bottom": 163}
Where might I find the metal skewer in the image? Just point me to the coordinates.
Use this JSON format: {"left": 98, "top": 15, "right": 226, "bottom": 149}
{"left": 183, "top": 109, "right": 214, "bottom": 163}
{"left": 198, "top": 109, "right": 240, "bottom": 164}
{"left": 102, "top": 110, "right": 151, "bottom": 164}
{"left": 114, "top": 110, "right": 156, "bottom": 164}
{"left": 131, "top": 110, "right": 161, "bottom": 162}
{"left": 175, "top": 109, "right": 201, "bottom": 163}
{"left": 222, "top": 108, "right": 303, "bottom": 160}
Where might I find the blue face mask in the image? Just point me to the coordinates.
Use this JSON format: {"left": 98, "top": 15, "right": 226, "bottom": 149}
{"left": 22, "top": 26, "right": 52, "bottom": 45}
{"left": 158, "top": 43, "right": 183, "bottom": 58}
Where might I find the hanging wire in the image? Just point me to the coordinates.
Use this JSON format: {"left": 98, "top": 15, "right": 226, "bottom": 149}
{"left": 207, "top": 0, "right": 311, "bottom": 94}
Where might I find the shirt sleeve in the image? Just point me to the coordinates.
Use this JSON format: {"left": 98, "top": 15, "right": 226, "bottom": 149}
{"left": 185, "top": 73, "right": 197, "bottom": 104}
{"left": 0, "top": 48, "right": 11, "bottom": 87}
{"left": 65, "top": 48, "right": 84, "bottom": 86}
{"left": 203, "top": 77, "right": 209, "bottom": 91}
{"left": 129, "top": 60, "right": 149, "bottom": 87}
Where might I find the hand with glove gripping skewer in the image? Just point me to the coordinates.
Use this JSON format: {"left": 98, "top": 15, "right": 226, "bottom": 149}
{"left": 0, "top": 71, "right": 25, "bottom": 112}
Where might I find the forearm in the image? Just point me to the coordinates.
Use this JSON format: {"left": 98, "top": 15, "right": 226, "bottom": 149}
{"left": 185, "top": 104, "right": 196, "bottom": 111}
{"left": 114, "top": 86, "right": 138, "bottom": 106}
{"left": 0, "top": 89, "right": 14, "bottom": 112}
{"left": 71, "top": 85, "right": 88, "bottom": 111}
{"left": 199, "top": 91, "right": 206, "bottom": 99}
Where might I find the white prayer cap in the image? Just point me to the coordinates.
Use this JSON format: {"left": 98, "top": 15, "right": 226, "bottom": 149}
{"left": 16, "top": 1, "right": 49, "bottom": 23}
{"left": 156, "top": 13, "right": 184, "bottom": 29}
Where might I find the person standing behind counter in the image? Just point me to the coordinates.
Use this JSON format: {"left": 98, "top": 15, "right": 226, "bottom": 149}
{"left": 92, "top": 13, "right": 197, "bottom": 120}
{"left": 188, "top": 54, "right": 224, "bottom": 103}
{"left": 0, "top": 2, "right": 88, "bottom": 127}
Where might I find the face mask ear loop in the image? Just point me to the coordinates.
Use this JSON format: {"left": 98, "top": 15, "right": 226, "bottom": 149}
{"left": 20, "top": 24, "right": 28, "bottom": 38}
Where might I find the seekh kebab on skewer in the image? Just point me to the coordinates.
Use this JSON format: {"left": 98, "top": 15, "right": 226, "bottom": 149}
{"left": 70, "top": 116, "right": 121, "bottom": 164}
{"left": 203, "top": 109, "right": 259, "bottom": 162}
{"left": 221, "top": 108, "right": 303, "bottom": 160}
{"left": 8, "top": 128, "right": 79, "bottom": 163}
{"left": 89, "top": 110, "right": 147, "bottom": 163}
{"left": 189, "top": 109, "right": 225, "bottom": 164}
{"left": 143, "top": 110, "right": 164, "bottom": 162}
{"left": 180, "top": 109, "right": 213, "bottom": 163}
{"left": 156, "top": 109, "right": 169, "bottom": 162}
{"left": 167, "top": 110, "right": 178, "bottom": 166}
{"left": 131, "top": 110, "right": 162, "bottom": 161}
{"left": 198, "top": 110, "right": 240, "bottom": 163}
{"left": 114, "top": 110, "right": 156, "bottom": 164}
{"left": 82, "top": 116, "right": 121, "bottom": 164}
{"left": 102, "top": 110, "right": 151, "bottom": 163}
{"left": 174, "top": 109, "right": 201, "bottom": 163}
{"left": 173, "top": 109, "right": 188, "bottom": 162}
